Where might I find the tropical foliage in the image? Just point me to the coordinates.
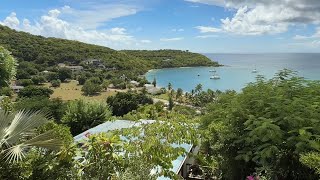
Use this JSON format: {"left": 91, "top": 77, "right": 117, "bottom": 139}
{"left": 0, "top": 46, "right": 17, "bottom": 87}
{"left": 62, "top": 99, "right": 112, "bottom": 135}
{"left": 0, "top": 110, "right": 63, "bottom": 162}
{"left": 200, "top": 70, "right": 320, "bottom": 179}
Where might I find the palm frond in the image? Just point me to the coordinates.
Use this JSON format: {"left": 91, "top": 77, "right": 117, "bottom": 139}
{"left": 3, "top": 130, "right": 63, "bottom": 162}
{"left": 2, "top": 110, "right": 49, "bottom": 145}
{"left": 0, "top": 110, "right": 63, "bottom": 162}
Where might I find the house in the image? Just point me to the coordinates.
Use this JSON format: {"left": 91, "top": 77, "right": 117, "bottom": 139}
{"left": 130, "top": 80, "right": 140, "bottom": 86}
{"left": 10, "top": 85, "right": 24, "bottom": 93}
{"left": 84, "top": 59, "right": 101, "bottom": 66}
{"left": 144, "top": 84, "right": 162, "bottom": 95}
{"left": 74, "top": 120, "right": 198, "bottom": 179}
{"left": 58, "top": 63, "right": 66, "bottom": 68}
{"left": 147, "top": 87, "right": 162, "bottom": 95}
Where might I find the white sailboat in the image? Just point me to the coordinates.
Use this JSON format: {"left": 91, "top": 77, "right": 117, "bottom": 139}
{"left": 209, "top": 68, "right": 216, "bottom": 73}
{"left": 252, "top": 66, "right": 258, "bottom": 73}
{"left": 210, "top": 72, "right": 220, "bottom": 79}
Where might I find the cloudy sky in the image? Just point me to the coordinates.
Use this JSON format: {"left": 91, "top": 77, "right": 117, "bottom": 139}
{"left": 1, "top": 0, "right": 320, "bottom": 53}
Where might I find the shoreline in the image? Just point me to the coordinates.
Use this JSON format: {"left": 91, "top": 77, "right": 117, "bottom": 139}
{"left": 146, "top": 64, "right": 222, "bottom": 73}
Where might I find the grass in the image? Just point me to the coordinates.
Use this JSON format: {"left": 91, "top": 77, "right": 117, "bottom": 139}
{"left": 44, "top": 80, "right": 116, "bottom": 101}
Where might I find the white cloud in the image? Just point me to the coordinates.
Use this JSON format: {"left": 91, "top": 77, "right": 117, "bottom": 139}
{"left": 62, "top": 4, "right": 140, "bottom": 29}
{"left": 0, "top": 12, "right": 20, "bottom": 29}
{"left": 141, "top": 39, "right": 152, "bottom": 43}
{"left": 196, "top": 34, "right": 219, "bottom": 38}
{"left": 220, "top": 6, "right": 290, "bottom": 35}
{"left": 188, "top": 0, "right": 320, "bottom": 35}
{"left": 160, "top": 37, "right": 184, "bottom": 41}
{"left": 195, "top": 26, "right": 221, "bottom": 33}
{"left": 0, "top": 9, "right": 138, "bottom": 49}
{"left": 110, "top": 27, "right": 127, "bottom": 35}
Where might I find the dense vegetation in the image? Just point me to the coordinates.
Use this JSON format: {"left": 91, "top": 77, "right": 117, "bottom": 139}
{"left": 200, "top": 71, "right": 320, "bottom": 179}
{"left": 0, "top": 25, "right": 218, "bottom": 80}
{"left": 1, "top": 30, "right": 320, "bottom": 180}
{"left": 122, "top": 49, "right": 219, "bottom": 68}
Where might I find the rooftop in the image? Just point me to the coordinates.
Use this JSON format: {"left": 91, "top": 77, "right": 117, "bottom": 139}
{"left": 74, "top": 119, "right": 192, "bottom": 179}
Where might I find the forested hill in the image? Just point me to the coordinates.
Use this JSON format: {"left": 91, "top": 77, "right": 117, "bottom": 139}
{"left": 122, "top": 50, "right": 219, "bottom": 68}
{"left": 0, "top": 25, "right": 218, "bottom": 75}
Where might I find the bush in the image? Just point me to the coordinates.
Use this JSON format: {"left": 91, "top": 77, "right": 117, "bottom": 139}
{"left": 51, "top": 79, "right": 61, "bottom": 87}
{"left": 0, "top": 87, "right": 13, "bottom": 97}
{"left": 18, "top": 86, "right": 53, "bottom": 98}
{"left": 16, "top": 79, "right": 34, "bottom": 86}
{"left": 57, "top": 68, "right": 72, "bottom": 82}
{"left": 62, "top": 99, "right": 112, "bottom": 135}
{"left": 107, "top": 92, "right": 153, "bottom": 116}
{"left": 15, "top": 97, "right": 66, "bottom": 122}
{"left": 46, "top": 72, "right": 58, "bottom": 82}
{"left": 31, "top": 76, "right": 46, "bottom": 85}
{"left": 81, "top": 77, "right": 102, "bottom": 96}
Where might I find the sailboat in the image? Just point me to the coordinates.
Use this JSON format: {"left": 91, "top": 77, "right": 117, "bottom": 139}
{"left": 252, "top": 66, "right": 258, "bottom": 73}
{"left": 210, "top": 72, "right": 220, "bottom": 79}
{"left": 209, "top": 68, "right": 216, "bottom": 73}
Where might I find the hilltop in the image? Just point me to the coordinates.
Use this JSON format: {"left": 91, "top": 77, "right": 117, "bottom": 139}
{"left": 0, "top": 25, "right": 218, "bottom": 78}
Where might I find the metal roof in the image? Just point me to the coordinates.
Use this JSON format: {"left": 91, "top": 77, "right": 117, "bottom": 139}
{"left": 73, "top": 119, "right": 192, "bottom": 179}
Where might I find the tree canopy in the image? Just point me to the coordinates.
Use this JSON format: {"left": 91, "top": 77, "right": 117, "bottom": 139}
{"left": 200, "top": 70, "right": 320, "bottom": 179}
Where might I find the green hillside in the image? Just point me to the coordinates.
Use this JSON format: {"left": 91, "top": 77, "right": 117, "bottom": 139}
{"left": 0, "top": 25, "right": 218, "bottom": 77}
{"left": 122, "top": 50, "right": 219, "bottom": 68}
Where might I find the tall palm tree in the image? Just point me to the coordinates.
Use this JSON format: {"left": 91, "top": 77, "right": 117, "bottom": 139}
{"left": 0, "top": 110, "right": 63, "bottom": 162}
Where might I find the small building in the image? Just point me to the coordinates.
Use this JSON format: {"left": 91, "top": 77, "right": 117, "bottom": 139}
{"left": 144, "top": 84, "right": 154, "bottom": 88}
{"left": 147, "top": 87, "right": 162, "bottom": 95}
{"left": 130, "top": 80, "right": 140, "bottom": 86}
{"left": 58, "top": 63, "right": 66, "bottom": 68}
{"left": 84, "top": 59, "right": 101, "bottom": 66}
{"left": 10, "top": 85, "right": 24, "bottom": 93}
{"left": 42, "top": 70, "right": 50, "bottom": 73}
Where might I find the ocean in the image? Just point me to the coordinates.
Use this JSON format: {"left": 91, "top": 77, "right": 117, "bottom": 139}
{"left": 145, "top": 53, "right": 320, "bottom": 92}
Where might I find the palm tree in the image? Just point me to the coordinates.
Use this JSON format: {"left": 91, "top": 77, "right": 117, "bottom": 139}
{"left": 0, "top": 110, "right": 63, "bottom": 162}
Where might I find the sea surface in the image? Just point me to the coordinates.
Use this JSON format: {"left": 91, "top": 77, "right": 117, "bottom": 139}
{"left": 145, "top": 53, "right": 320, "bottom": 92}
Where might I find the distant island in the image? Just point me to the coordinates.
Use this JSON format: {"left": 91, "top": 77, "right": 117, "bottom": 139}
{"left": 0, "top": 25, "right": 219, "bottom": 80}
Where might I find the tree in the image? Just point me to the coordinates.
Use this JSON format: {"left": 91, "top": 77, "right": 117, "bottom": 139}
{"left": 168, "top": 82, "right": 172, "bottom": 91}
{"left": 45, "top": 72, "right": 58, "bottom": 82}
{"left": 31, "top": 76, "right": 46, "bottom": 85}
{"left": 152, "top": 77, "right": 157, "bottom": 87}
{"left": 18, "top": 86, "right": 53, "bottom": 98}
{"left": 15, "top": 97, "right": 66, "bottom": 123}
{"left": 16, "top": 79, "right": 34, "bottom": 86}
{"left": 0, "top": 46, "right": 17, "bottom": 87}
{"left": 168, "top": 95, "right": 174, "bottom": 111}
{"left": 57, "top": 68, "right": 72, "bottom": 82}
{"left": 107, "top": 92, "right": 153, "bottom": 116}
{"left": 195, "top": 83, "right": 202, "bottom": 94}
{"left": 50, "top": 79, "right": 61, "bottom": 87}
{"left": 176, "top": 88, "right": 183, "bottom": 101}
{"left": 77, "top": 133, "right": 124, "bottom": 179}
{"left": 200, "top": 70, "right": 320, "bottom": 179}
{"left": 82, "top": 80, "right": 102, "bottom": 96}
{"left": 0, "top": 87, "right": 13, "bottom": 97}
{"left": 0, "top": 110, "right": 63, "bottom": 162}
{"left": 61, "top": 99, "right": 112, "bottom": 135}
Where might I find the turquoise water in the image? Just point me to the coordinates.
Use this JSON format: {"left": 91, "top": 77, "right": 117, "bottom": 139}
{"left": 145, "top": 53, "right": 320, "bottom": 92}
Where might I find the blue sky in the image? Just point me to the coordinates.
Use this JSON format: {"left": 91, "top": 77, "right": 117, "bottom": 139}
{"left": 1, "top": 0, "right": 320, "bottom": 53}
